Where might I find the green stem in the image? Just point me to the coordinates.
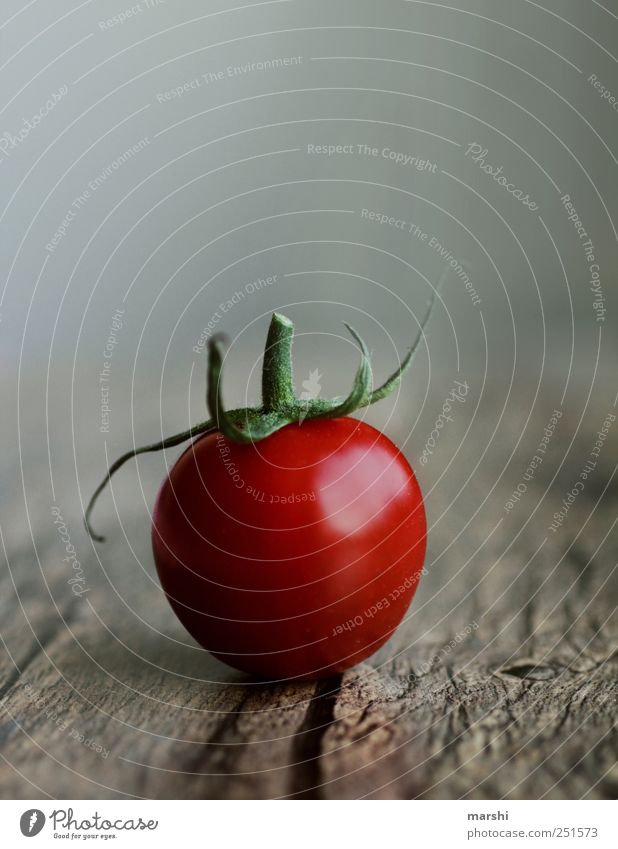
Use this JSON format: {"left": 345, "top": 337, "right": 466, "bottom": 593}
{"left": 206, "top": 335, "right": 255, "bottom": 443}
{"left": 261, "top": 312, "right": 295, "bottom": 411}
{"left": 85, "top": 296, "right": 442, "bottom": 542}
{"left": 362, "top": 280, "right": 440, "bottom": 406}
{"left": 84, "top": 420, "right": 215, "bottom": 542}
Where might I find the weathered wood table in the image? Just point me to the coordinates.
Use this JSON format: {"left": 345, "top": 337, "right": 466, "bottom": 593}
{"left": 1, "top": 391, "right": 616, "bottom": 799}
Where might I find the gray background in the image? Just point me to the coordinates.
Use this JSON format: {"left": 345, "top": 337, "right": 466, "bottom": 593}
{"left": 1, "top": 0, "right": 618, "bottom": 801}
{"left": 0, "top": 6, "right": 615, "bottom": 613}
{"left": 1, "top": 1, "right": 617, "bottom": 551}
{"left": 1, "top": 0, "right": 616, "bottom": 530}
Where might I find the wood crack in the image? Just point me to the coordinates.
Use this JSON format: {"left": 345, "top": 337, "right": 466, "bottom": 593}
{"left": 289, "top": 674, "right": 342, "bottom": 798}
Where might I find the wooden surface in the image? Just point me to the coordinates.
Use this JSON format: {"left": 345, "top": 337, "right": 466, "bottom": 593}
{"left": 1, "top": 394, "right": 617, "bottom": 800}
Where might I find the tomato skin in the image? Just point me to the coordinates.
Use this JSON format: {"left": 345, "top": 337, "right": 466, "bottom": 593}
{"left": 152, "top": 417, "right": 426, "bottom": 680}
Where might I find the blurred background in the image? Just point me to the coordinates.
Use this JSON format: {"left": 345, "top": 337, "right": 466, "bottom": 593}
{"left": 1, "top": 0, "right": 616, "bottom": 557}
{"left": 0, "top": 0, "right": 616, "bottom": 799}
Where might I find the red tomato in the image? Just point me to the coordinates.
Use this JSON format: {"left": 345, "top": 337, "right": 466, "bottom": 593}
{"left": 152, "top": 417, "right": 426, "bottom": 680}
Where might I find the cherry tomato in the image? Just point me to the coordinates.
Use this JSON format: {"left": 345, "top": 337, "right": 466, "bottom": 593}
{"left": 152, "top": 416, "right": 426, "bottom": 680}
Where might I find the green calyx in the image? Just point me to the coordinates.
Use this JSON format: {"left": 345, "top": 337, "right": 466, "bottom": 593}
{"left": 209, "top": 314, "right": 375, "bottom": 443}
{"left": 85, "top": 298, "right": 437, "bottom": 542}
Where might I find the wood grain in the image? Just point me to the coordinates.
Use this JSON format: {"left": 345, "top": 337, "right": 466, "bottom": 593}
{"left": 1, "top": 395, "right": 616, "bottom": 800}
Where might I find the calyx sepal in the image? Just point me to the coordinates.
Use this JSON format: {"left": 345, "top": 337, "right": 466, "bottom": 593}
{"left": 85, "top": 298, "right": 437, "bottom": 541}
